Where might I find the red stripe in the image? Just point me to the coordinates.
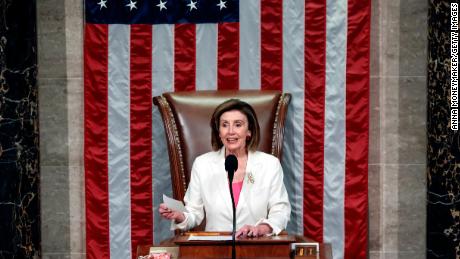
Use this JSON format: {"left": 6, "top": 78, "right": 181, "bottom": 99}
{"left": 303, "top": 0, "right": 327, "bottom": 242}
{"left": 217, "top": 22, "right": 239, "bottom": 90}
{"left": 130, "top": 25, "right": 153, "bottom": 258}
{"left": 344, "top": 0, "right": 370, "bottom": 258}
{"left": 84, "top": 24, "right": 110, "bottom": 259}
{"left": 174, "top": 24, "right": 196, "bottom": 91}
{"left": 261, "top": 0, "right": 283, "bottom": 90}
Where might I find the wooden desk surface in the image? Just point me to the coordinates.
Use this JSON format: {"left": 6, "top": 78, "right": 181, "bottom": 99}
{"left": 137, "top": 233, "right": 332, "bottom": 259}
{"left": 174, "top": 233, "right": 296, "bottom": 245}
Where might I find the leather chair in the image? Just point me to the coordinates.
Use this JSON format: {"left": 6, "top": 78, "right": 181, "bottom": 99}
{"left": 153, "top": 90, "right": 291, "bottom": 204}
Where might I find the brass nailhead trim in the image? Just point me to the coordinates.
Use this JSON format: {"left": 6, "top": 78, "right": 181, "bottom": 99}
{"left": 161, "top": 96, "right": 187, "bottom": 192}
{"left": 271, "top": 94, "right": 284, "bottom": 156}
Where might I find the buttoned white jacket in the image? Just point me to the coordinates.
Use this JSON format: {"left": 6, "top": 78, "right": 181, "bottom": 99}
{"left": 172, "top": 148, "right": 291, "bottom": 235}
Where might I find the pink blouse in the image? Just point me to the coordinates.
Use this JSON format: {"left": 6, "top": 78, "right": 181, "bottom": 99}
{"left": 232, "top": 181, "right": 244, "bottom": 207}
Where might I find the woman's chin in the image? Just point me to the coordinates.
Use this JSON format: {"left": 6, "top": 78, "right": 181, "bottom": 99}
{"left": 225, "top": 145, "right": 246, "bottom": 154}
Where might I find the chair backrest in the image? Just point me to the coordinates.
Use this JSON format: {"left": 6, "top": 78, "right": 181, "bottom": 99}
{"left": 153, "top": 90, "right": 291, "bottom": 201}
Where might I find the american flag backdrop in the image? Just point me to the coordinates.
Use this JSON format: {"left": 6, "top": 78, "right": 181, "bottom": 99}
{"left": 84, "top": 0, "right": 370, "bottom": 258}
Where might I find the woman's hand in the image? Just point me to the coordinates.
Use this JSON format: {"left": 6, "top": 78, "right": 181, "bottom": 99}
{"left": 235, "top": 223, "right": 272, "bottom": 238}
{"left": 159, "top": 203, "right": 185, "bottom": 223}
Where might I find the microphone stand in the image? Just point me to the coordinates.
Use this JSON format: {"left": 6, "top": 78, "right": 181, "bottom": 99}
{"left": 228, "top": 174, "right": 236, "bottom": 259}
{"left": 225, "top": 155, "right": 238, "bottom": 259}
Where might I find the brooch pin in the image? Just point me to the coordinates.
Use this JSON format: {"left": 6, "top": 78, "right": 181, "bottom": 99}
{"left": 247, "top": 172, "right": 255, "bottom": 184}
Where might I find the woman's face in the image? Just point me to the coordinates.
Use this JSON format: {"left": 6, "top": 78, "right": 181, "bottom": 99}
{"left": 219, "top": 110, "right": 251, "bottom": 155}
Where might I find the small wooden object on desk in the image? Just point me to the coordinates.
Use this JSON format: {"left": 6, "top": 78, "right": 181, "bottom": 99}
{"left": 291, "top": 242, "right": 320, "bottom": 259}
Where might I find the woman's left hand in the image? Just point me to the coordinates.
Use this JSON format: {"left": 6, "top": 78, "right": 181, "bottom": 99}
{"left": 235, "top": 223, "right": 272, "bottom": 238}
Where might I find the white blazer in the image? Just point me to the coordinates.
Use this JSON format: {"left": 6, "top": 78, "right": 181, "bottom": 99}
{"left": 172, "top": 148, "right": 291, "bottom": 235}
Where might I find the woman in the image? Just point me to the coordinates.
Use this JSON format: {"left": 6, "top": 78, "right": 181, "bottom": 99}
{"left": 159, "top": 99, "right": 291, "bottom": 237}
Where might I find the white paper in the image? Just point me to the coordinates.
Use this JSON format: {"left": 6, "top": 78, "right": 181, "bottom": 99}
{"left": 163, "top": 194, "right": 186, "bottom": 212}
{"left": 188, "top": 235, "right": 233, "bottom": 241}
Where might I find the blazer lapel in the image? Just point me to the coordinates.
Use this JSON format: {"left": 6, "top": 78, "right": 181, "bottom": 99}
{"left": 236, "top": 151, "right": 260, "bottom": 216}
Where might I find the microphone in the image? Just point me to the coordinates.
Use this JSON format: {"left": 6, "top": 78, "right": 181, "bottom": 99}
{"left": 225, "top": 154, "right": 238, "bottom": 259}
{"left": 225, "top": 154, "right": 238, "bottom": 182}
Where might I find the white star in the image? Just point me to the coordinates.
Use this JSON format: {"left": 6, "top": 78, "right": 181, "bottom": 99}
{"left": 217, "top": 0, "right": 226, "bottom": 10}
{"left": 97, "top": 0, "right": 107, "bottom": 9}
{"left": 126, "top": 0, "right": 137, "bottom": 11}
{"left": 156, "top": 0, "right": 167, "bottom": 11}
{"left": 187, "top": 0, "right": 197, "bottom": 11}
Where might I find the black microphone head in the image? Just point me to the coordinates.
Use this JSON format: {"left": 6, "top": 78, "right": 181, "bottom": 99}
{"left": 225, "top": 154, "right": 238, "bottom": 178}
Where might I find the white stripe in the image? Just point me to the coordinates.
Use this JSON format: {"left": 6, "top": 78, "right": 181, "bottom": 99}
{"left": 152, "top": 24, "right": 175, "bottom": 244}
{"left": 239, "top": 0, "right": 260, "bottom": 89}
{"left": 282, "top": 0, "right": 305, "bottom": 235}
{"left": 108, "top": 24, "right": 131, "bottom": 259}
{"left": 152, "top": 25, "right": 174, "bottom": 96}
{"left": 196, "top": 24, "right": 217, "bottom": 90}
{"left": 152, "top": 105, "right": 174, "bottom": 244}
{"left": 323, "top": 0, "right": 347, "bottom": 258}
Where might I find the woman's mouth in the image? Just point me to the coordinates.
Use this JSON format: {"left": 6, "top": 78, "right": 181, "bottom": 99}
{"left": 226, "top": 138, "right": 239, "bottom": 143}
